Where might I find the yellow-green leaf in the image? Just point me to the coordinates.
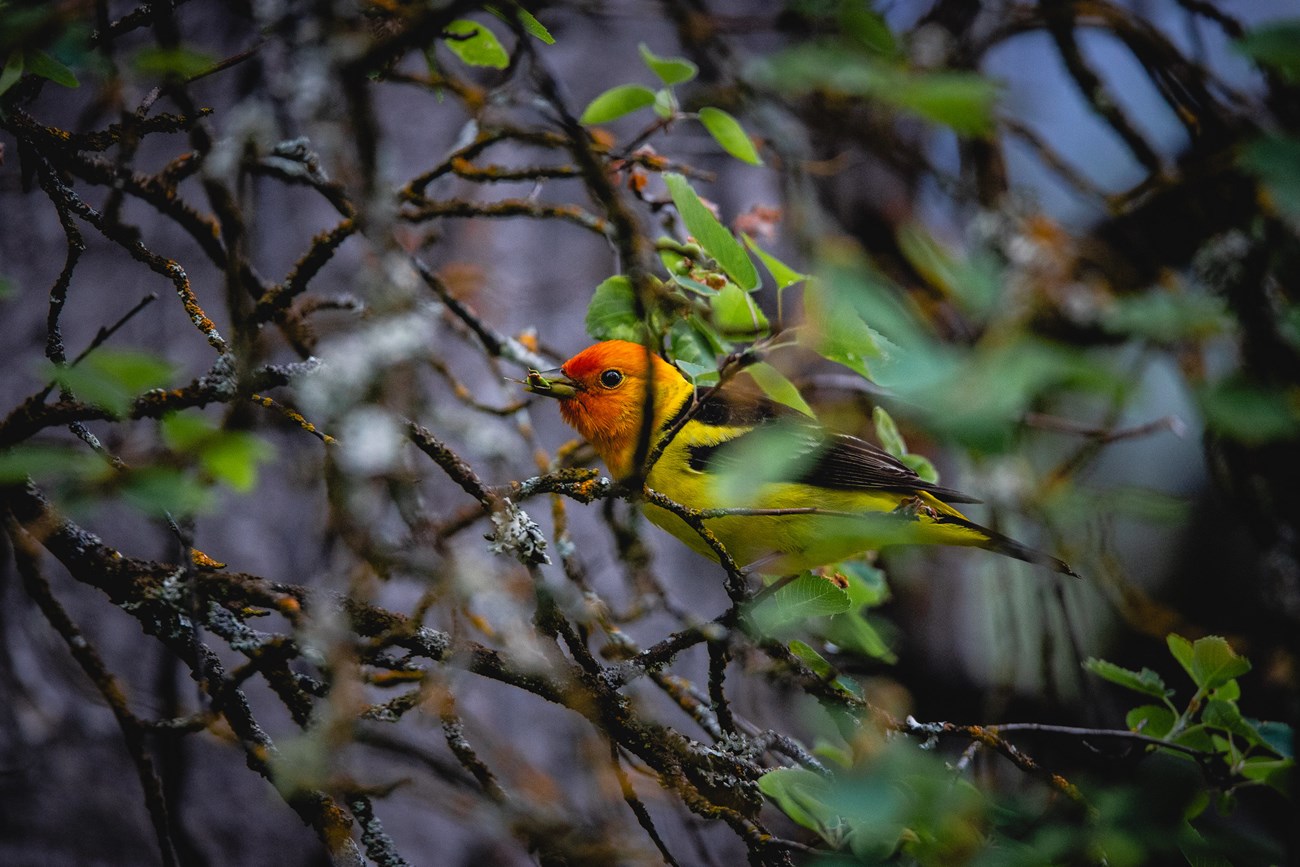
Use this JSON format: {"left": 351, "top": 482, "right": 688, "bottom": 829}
{"left": 698, "top": 106, "right": 762, "bottom": 165}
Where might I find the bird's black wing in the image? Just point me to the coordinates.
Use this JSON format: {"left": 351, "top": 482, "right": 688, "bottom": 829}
{"left": 677, "top": 386, "right": 981, "bottom": 505}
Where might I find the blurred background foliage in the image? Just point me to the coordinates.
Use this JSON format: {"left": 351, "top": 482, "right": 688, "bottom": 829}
{"left": 1, "top": 0, "right": 1298, "bottom": 864}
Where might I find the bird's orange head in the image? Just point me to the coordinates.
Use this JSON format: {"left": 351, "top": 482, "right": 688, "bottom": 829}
{"left": 524, "top": 340, "right": 693, "bottom": 479}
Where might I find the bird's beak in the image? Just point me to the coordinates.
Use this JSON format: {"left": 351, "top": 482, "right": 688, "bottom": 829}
{"left": 523, "top": 367, "right": 579, "bottom": 399}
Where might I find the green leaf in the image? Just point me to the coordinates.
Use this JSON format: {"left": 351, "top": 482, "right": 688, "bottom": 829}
{"left": 1101, "top": 291, "right": 1231, "bottom": 343}
{"left": 1241, "top": 135, "right": 1300, "bottom": 221}
{"left": 1236, "top": 21, "right": 1300, "bottom": 81}
{"left": 580, "top": 84, "right": 657, "bottom": 124}
{"left": 52, "top": 349, "right": 174, "bottom": 416}
{"left": 663, "top": 173, "right": 759, "bottom": 290}
{"left": 666, "top": 317, "right": 710, "bottom": 367}
{"left": 1188, "top": 636, "right": 1251, "bottom": 691}
{"left": 755, "top": 45, "right": 996, "bottom": 135}
{"left": 750, "top": 573, "right": 852, "bottom": 632}
{"left": 1126, "top": 704, "right": 1176, "bottom": 739}
{"left": 840, "top": 6, "right": 897, "bottom": 56}
{"left": 899, "top": 453, "right": 938, "bottom": 484}
{"left": 888, "top": 71, "right": 998, "bottom": 136}
{"left": 697, "top": 106, "right": 763, "bottom": 165}
{"left": 0, "top": 444, "right": 106, "bottom": 483}
{"left": 162, "top": 412, "right": 275, "bottom": 493}
{"left": 872, "top": 406, "right": 907, "bottom": 458}
{"left": 1254, "top": 721, "right": 1294, "bottom": 758}
{"left": 709, "top": 419, "right": 819, "bottom": 506}
{"left": 743, "top": 235, "right": 808, "bottom": 290}
{"left": 0, "top": 50, "right": 24, "bottom": 96}
{"left": 639, "top": 43, "right": 697, "bottom": 85}
{"left": 1083, "top": 657, "right": 1173, "bottom": 700}
{"left": 24, "top": 49, "right": 77, "bottom": 88}
{"left": 516, "top": 8, "right": 554, "bottom": 44}
{"left": 746, "top": 361, "right": 814, "bottom": 417}
{"left": 1203, "top": 699, "right": 1263, "bottom": 745}
{"left": 652, "top": 86, "right": 676, "bottom": 119}
{"left": 895, "top": 224, "right": 1000, "bottom": 318}
{"left": 1199, "top": 376, "right": 1300, "bottom": 445}
{"left": 789, "top": 639, "right": 859, "bottom": 695}
{"left": 1173, "top": 724, "right": 1215, "bottom": 753}
{"left": 757, "top": 767, "right": 836, "bottom": 834}
{"left": 789, "top": 639, "right": 836, "bottom": 678}
{"left": 1239, "top": 756, "right": 1295, "bottom": 793}
{"left": 799, "top": 273, "right": 887, "bottom": 381}
{"left": 443, "top": 19, "right": 510, "bottom": 69}
{"left": 132, "top": 46, "right": 216, "bottom": 79}
{"left": 488, "top": 5, "right": 554, "bottom": 44}
{"left": 1168, "top": 633, "right": 1195, "bottom": 678}
{"left": 825, "top": 610, "right": 896, "bottom": 663}
{"left": 584, "top": 276, "right": 645, "bottom": 341}
{"left": 120, "top": 467, "right": 212, "bottom": 516}
{"left": 831, "top": 561, "right": 890, "bottom": 608}
{"left": 710, "top": 283, "right": 769, "bottom": 337}
{"left": 202, "top": 432, "right": 273, "bottom": 492}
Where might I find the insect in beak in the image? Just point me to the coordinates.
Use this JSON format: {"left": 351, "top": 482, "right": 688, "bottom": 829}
{"left": 522, "top": 368, "right": 579, "bottom": 399}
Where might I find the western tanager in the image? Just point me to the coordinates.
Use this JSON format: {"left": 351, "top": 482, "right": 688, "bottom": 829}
{"left": 525, "top": 340, "right": 1075, "bottom": 576}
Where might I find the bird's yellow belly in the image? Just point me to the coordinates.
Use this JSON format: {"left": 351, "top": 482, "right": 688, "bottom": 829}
{"left": 642, "top": 467, "right": 984, "bottom": 574}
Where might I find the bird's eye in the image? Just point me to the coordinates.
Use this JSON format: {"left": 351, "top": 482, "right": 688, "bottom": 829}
{"left": 599, "top": 369, "right": 624, "bottom": 388}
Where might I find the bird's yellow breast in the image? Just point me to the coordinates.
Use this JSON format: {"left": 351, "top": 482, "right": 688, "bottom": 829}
{"left": 642, "top": 422, "right": 984, "bottom": 573}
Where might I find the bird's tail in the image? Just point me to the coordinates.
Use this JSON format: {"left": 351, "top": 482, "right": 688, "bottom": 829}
{"left": 936, "top": 513, "right": 1078, "bottom": 577}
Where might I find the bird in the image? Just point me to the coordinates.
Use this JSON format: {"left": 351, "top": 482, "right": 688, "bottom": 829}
{"left": 524, "top": 339, "right": 1075, "bottom": 576}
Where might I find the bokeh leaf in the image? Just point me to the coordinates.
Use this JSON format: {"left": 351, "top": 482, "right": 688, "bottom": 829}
{"left": 52, "top": 349, "right": 173, "bottom": 416}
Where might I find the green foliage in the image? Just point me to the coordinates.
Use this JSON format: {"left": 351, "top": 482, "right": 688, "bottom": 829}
{"left": 1235, "top": 19, "right": 1300, "bottom": 82}
{"left": 697, "top": 106, "right": 763, "bottom": 165}
{"left": 1084, "top": 658, "right": 1173, "bottom": 701}
{"left": 1198, "top": 375, "right": 1300, "bottom": 445}
{"left": 0, "top": 443, "right": 106, "bottom": 484}
{"left": 584, "top": 275, "right": 646, "bottom": 341}
{"left": 638, "top": 43, "right": 697, "bottom": 86}
{"left": 579, "top": 43, "right": 763, "bottom": 167}
{"left": 0, "top": 47, "right": 78, "bottom": 95}
{"left": 709, "top": 282, "right": 768, "bottom": 337}
{"left": 1101, "top": 290, "right": 1232, "bottom": 343}
{"left": 871, "top": 406, "right": 937, "bottom": 483}
{"left": 131, "top": 46, "right": 215, "bottom": 79}
{"left": 1086, "top": 634, "right": 1293, "bottom": 797}
{"left": 801, "top": 275, "right": 886, "bottom": 380}
{"left": 746, "top": 361, "right": 816, "bottom": 417}
{"left": 579, "top": 84, "right": 658, "bottom": 124}
{"left": 664, "top": 173, "right": 760, "bottom": 290}
{"left": 1240, "top": 135, "right": 1300, "bottom": 222}
{"left": 709, "top": 418, "right": 818, "bottom": 506}
{"left": 896, "top": 224, "right": 1001, "bottom": 321}
{"left": 119, "top": 466, "right": 213, "bottom": 516}
{"left": 754, "top": 42, "right": 998, "bottom": 136}
{"left": 50, "top": 349, "right": 174, "bottom": 416}
{"left": 750, "top": 572, "right": 852, "bottom": 633}
{"left": 161, "top": 411, "right": 275, "bottom": 493}
{"left": 743, "top": 234, "right": 808, "bottom": 290}
{"left": 487, "top": 5, "right": 554, "bottom": 45}
{"left": 759, "top": 739, "right": 987, "bottom": 862}
{"left": 442, "top": 19, "right": 509, "bottom": 69}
